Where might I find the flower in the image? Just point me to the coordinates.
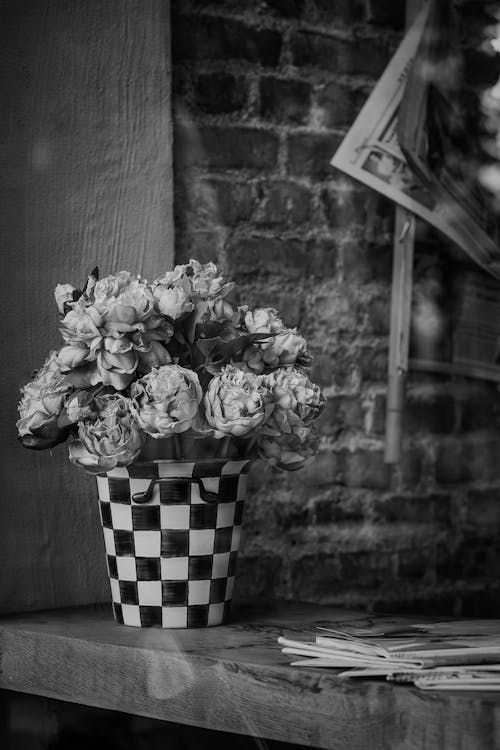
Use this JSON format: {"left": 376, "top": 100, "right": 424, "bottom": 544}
{"left": 235, "top": 308, "right": 309, "bottom": 373}
{"left": 17, "top": 351, "right": 74, "bottom": 449}
{"left": 152, "top": 259, "right": 233, "bottom": 306}
{"left": 204, "top": 365, "right": 269, "bottom": 438}
{"left": 130, "top": 365, "right": 202, "bottom": 437}
{"left": 18, "top": 261, "right": 326, "bottom": 474}
{"left": 71, "top": 393, "right": 144, "bottom": 473}
{"left": 93, "top": 271, "right": 135, "bottom": 303}
{"left": 57, "top": 273, "right": 174, "bottom": 390}
{"left": 258, "top": 427, "right": 319, "bottom": 472}
{"left": 54, "top": 283, "right": 77, "bottom": 314}
{"left": 152, "top": 284, "right": 194, "bottom": 319}
{"left": 262, "top": 367, "right": 325, "bottom": 438}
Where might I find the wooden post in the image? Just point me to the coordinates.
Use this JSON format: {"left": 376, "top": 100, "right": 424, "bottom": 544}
{"left": 0, "top": 0, "right": 174, "bottom": 613}
{"left": 384, "top": 0, "right": 423, "bottom": 464}
{"left": 384, "top": 210, "right": 415, "bottom": 463}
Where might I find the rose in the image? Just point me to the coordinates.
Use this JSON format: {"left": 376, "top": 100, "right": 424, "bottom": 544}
{"left": 60, "top": 303, "right": 103, "bottom": 348}
{"left": 262, "top": 367, "right": 325, "bottom": 438}
{"left": 190, "top": 260, "right": 232, "bottom": 299}
{"left": 54, "top": 283, "right": 77, "bottom": 314}
{"left": 235, "top": 308, "right": 309, "bottom": 373}
{"left": 58, "top": 274, "right": 174, "bottom": 389}
{"left": 203, "top": 365, "right": 269, "bottom": 438}
{"left": 17, "top": 351, "right": 74, "bottom": 449}
{"left": 258, "top": 427, "right": 319, "bottom": 472}
{"left": 152, "top": 285, "right": 194, "bottom": 319}
{"left": 64, "top": 389, "right": 99, "bottom": 423}
{"left": 152, "top": 259, "right": 233, "bottom": 306}
{"left": 130, "top": 364, "right": 202, "bottom": 437}
{"left": 93, "top": 271, "right": 135, "bottom": 303}
{"left": 70, "top": 393, "right": 144, "bottom": 473}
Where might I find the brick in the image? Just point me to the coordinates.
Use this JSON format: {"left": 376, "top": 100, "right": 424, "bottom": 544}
{"left": 236, "top": 554, "right": 283, "bottom": 597}
{"left": 398, "top": 549, "right": 431, "bottom": 580}
{"left": 310, "top": 354, "right": 336, "bottom": 389}
{"left": 172, "top": 14, "right": 282, "bottom": 66}
{"left": 249, "top": 287, "right": 304, "bottom": 327}
{"left": 319, "top": 395, "right": 364, "bottom": 436}
{"left": 311, "top": 490, "right": 366, "bottom": 524}
{"left": 405, "top": 391, "right": 456, "bottom": 435}
{"left": 358, "top": 347, "right": 388, "bottom": 383}
{"left": 339, "top": 550, "right": 395, "bottom": 589}
{"left": 399, "top": 447, "right": 425, "bottom": 489}
{"left": 307, "top": 238, "right": 338, "bottom": 277}
{"left": 460, "top": 387, "right": 500, "bottom": 432}
{"left": 288, "top": 132, "right": 341, "bottom": 180}
{"left": 194, "top": 73, "right": 248, "bottom": 114}
{"left": 260, "top": 77, "right": 312, "bottom": 125}
{"left": 436, "top": 538, "right": 500, "bottom": 580}
{"left": 436, "top": 438, "right": 500, "bottom": 485}
{"left": 271, "top": 498, "right": 309, "bottom": 529}
{"left": 342, "top": 242, "right": 393, "bottom": 285}
{"left": 175, "top": 178, "right": 254, "bottom": 228}
{"left": 364, "top": 297, "right": 390, "bottom": 336}
{"left": 370, "top": 393, "right": 386, "bottom": 435}
{"left": 314, "top": 82, "right": 366, "bottom": 129}
{"left": 435, "top": 441, "right": 468, "bottom": 484}
{"left": 460, "top": 586, "right": 500, "bottom": 618}
{"left": 321, "top": 184, "right": 394, "bottom": 237}
{"left": 344, "top": 449, "right": 391, "bottom": 490}
{"left": 373, "top": 493, "right": 451, "bottom": 525}
{"left": 365, "top": 0, "right": 405, "bottom": 29}
{"left": 174, "top": 124, "right": 279, "bottom": 172}
{"left": 264, "top": 0, "right": 305, "bottom": 18}
{"left": 308, "top": 0, "right": 365, "bottom": 25}
{"left": 175, "top": 230, "right": 221, "bottom": 266}
{"left": 256, "top": 180, "right": 312, "bottom": 227}
{"left": 290, "top": 553, "right": 342, "bottom": 600}
{"left": 226, "top": 235, "right": 309, "bottom": 277}
{"left": 291, "top": 32, "right": 389, "bottom": 76}
{"left": 465, "top": 488, "right": 500, "bottom": 530}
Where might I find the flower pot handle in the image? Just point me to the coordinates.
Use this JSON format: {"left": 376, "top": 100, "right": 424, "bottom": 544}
{"left": 132, "top": 477, "right": 220, "bottom": 505}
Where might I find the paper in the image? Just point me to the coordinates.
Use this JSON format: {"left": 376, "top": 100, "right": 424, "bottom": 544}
{"left": 278, "top": 621, "right": 500, "bottom": 691}
{"left": 330, "top": 1, "right": 500, "bottom": 278}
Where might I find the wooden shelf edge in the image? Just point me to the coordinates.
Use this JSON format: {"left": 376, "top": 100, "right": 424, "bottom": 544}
{"left": 0, "top": 602, "right": 499, "bottom": 750}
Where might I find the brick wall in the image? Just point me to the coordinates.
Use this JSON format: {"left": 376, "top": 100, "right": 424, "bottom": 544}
{"left": 171, "top": 0, "right": 500, "bottom": 616}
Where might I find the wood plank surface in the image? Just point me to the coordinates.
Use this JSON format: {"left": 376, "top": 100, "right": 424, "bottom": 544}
{"left": 0, "top": 1, "right": 173, "bottom": 613}
{"left": 0, "top": 601, "right": 499, "bottom": 750}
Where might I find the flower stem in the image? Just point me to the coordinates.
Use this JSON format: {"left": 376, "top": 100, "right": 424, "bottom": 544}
{"left": 174, "top": 433, "right": 183, "bottom": 461}
{"left": 219, "top": 435, "right": 231, "bottom": 459}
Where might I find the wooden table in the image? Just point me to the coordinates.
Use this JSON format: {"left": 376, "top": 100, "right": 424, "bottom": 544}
{"left": 0, "top": 600, "right": 499, "bottom": 750}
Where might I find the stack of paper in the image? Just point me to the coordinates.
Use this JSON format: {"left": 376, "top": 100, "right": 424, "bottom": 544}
{"left": 278, "top": 621, "right": 500, "bottom": 691}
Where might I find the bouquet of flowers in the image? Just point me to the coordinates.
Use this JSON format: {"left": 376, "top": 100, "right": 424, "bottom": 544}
{"left": 17, "top": 260, "right": 325, "bottom": 474}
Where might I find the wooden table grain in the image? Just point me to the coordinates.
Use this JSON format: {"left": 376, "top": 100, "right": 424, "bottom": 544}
{"left": 0, "top": 600, "right": 499, "bottom": 750}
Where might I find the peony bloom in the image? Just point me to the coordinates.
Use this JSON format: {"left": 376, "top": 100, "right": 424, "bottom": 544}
{"left": 262, "top": 367, "right": 325, "bottom": 437}
{"left": 204, "top": 365, "right": 269, "bottom": 438}
{"left": 258, "top": 427, "right": 319, "bottom": 472}
{"left": 17, "top": 351, "right": 74, "bottom": 449}
{"left": 54, "top": 283, "right": 77, "bottom": 314}
{"left": 130, "top": 365, "right": 202, "bottom": 437}
{"left": 72, "top": 393, "right": 144, "bottom": 473}
{"left": 152, "top": 284, "right": 194, "bottom": 319}
{"left": 93, "top": 271, "right": 135, "bottom": 304}
{"left": 235, "top": 308, "right": 309, "bottom": 373}
{"left": 57, "top": 273, "right": 174, "bottom": 390}
{"left": 152, "top": 259, "right": 233, "bottom": 306}
{"left": 64, "top": 389, "right": 99, "bottom": 423}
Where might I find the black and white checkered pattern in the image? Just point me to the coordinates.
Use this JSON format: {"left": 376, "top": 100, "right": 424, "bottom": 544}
{"left": 96, "top": 459, "right": 250, "bottom": 628}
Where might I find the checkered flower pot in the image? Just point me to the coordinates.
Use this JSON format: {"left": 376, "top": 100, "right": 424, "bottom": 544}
{"left": 96, "top": 458, "right": 250, "bottom": 628}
